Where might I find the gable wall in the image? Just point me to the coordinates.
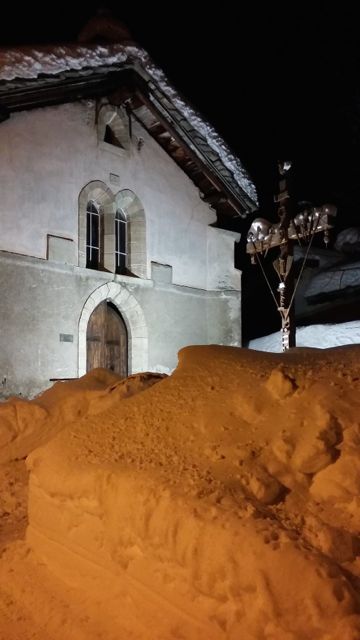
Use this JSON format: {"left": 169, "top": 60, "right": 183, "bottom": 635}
{"left": 0, "top": 100, "right": 224, "bottom": 290}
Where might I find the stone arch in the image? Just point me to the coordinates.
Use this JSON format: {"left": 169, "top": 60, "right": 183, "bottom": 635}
{"left": 98, "top": 104, "right": 130, "bottom": 150}
{"left": 115, "top": 189, "right": 148, "bottom": 278}
{"left": 78, "top": 282, "right": 148, "bottom": 376}
{"left": 78, "top": 181, "right": 115, "bottom": 271}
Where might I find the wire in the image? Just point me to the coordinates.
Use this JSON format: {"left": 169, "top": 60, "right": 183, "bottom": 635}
{"left": 252, "top": 242, "right": 279, "bottom": 310}
{"left": 285, "top": 217, "right": 320, "bottom": 318}
{"left": 251, "top": 214, "right": 324, "bottom": 323}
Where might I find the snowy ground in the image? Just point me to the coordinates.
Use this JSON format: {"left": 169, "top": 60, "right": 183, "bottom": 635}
{"left": 248, "top": 320, "right": 360, "bottom": 352}
{"left": 1, "top": 347, "right": 360, "bottom": 639}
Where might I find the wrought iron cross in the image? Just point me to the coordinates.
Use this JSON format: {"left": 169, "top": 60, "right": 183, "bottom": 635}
{"left": 273, "top": 160, "right": 295, "bottom": 349}
{"left": 246, "top": 161, "right": 337, "bottom": 351}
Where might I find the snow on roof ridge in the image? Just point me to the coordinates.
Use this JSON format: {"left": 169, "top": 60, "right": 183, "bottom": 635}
{"left": 0, "top": 42, "right": 257, "bottom": 204}
{"left": 0, "top": 43, "right": 134, "bottom": 81}
{"left": 143, "top": 60, "right": 258, "bottom": 205}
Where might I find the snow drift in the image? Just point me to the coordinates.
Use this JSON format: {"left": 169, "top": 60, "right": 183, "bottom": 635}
{"left": 0, "top": 369, "right": 165, "bottom": 464}
{"left": 19, "top": 344, "right": 360, "bottom": 639}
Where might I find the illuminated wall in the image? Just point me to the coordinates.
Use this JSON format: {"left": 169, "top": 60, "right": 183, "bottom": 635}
{"left": 0, "top": 101, "right": 241, "bottom": 397}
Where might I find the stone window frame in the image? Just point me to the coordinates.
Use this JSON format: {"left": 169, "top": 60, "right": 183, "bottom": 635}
{"left": 97, "top": 104, "right": 130, "bottom": 154}
{"left": 115, "top": 189, "right": 148, "bottom": 279}
{"left": 79, "top": 181, "right": 116, "bottom": 272}
{"left": 79, "top": 182, "right": 148, "bottom": 278}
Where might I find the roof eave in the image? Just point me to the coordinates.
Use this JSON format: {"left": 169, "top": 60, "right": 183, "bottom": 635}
{"left": 0, "top": 62, "right": 257, "bottom": 218}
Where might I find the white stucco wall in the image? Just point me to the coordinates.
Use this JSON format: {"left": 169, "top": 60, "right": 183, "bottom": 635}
{"left": 0, "top": 101, "right": 221, "bottom": 290}
{"left": 0, "top": 251, "right": 241, "bottom": 398}
{"left": 207, "top": 227, "right": 241, "bottom": 291}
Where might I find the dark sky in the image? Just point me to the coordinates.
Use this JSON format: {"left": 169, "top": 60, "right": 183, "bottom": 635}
{"left": 2, "top": 3, "right": 360, "bottom": 339}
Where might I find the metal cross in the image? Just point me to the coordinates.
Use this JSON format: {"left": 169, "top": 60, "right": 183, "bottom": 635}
{"left": 246, "top": 161, "right": 336, "bottom": 351}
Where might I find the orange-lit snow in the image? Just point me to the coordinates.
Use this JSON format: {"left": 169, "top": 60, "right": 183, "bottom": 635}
{"left": 1, "top": 346, "right": 360, "bottom": 639}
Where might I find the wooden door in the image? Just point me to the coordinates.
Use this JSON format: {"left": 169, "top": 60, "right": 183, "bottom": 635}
{"left": 86, "top": 301, "right": 128, "bottom": 377}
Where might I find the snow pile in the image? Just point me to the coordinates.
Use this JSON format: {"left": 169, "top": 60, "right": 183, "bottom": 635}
{"left": 0, "top": 459, "right": 28, "bottom": 551}
{"left": 248, "top": 320, "right": 360, "bottom": 352}
{"left": 0, "top": 44, "right": 257, "bottom": 204}
{"left": 22, "top": 345, "right": 360, "bottom": 638}
{"left": 0, "top": 369, "right": 165, "bottom": 463}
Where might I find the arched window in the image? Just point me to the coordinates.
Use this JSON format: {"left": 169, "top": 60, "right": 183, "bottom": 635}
{"left": 86, "top": 200, "right": 101, "bottom": 269}
{"left": 115, "top": 208, "right": 127, "bottom": 274}
{"left": 79, "top": 182, "right": 113, "bottom": 270}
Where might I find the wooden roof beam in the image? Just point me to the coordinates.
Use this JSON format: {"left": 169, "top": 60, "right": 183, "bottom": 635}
{"left": 132, "top": 88, "right": 246, "bottom": 218}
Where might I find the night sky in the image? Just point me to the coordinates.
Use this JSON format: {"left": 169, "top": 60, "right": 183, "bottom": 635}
{"left": 2, "top": 3, "right": 360, "bottom": 339}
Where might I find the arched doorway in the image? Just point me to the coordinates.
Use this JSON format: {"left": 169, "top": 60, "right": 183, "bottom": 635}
{"left": 78, "top": 282, "right": 148, "bottom": 377}
{"left": 86, "top": 301, "right": 128, "bottom": 377}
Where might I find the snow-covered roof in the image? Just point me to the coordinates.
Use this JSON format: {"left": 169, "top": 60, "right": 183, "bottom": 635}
{"left": 0, "top": 44, "right": 133, "bottom": 81}
{"left": 306, "top": 260, "right": 360, "bottom": 301}
{"left": 0, "top": 43, "right": 258, "bottom": 211}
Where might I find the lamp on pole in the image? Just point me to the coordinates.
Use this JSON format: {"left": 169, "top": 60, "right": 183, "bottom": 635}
{"left": 246, "top": 161, "right": 337, "bottom": 351}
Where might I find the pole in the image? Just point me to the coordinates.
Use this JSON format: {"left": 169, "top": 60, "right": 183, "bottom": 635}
{"left": 274, "top": 161, "right": 296, "bottom": 349}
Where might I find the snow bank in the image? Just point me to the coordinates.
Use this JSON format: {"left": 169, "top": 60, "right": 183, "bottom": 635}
{"left": 25, "top": 345, "right": 360, "bottom": 638}
{"left": 0, "top": 369, "right": 165, "bottom": 463}
{"left": 0, "top": 460, "right": 28, "bottom": 551}
{"left": 248, "top": 320, "right": 360, "bottom": 352}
